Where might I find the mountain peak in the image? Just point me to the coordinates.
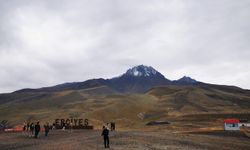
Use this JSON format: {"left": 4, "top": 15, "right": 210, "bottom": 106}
{"left": 177, "top": 76, "right": 197, "bottom": 84}
{"left": 124, "top": 65, "right": 159, "bottom": 77}
{"left": 110, "top": 65, "right": 170, "bottom": 93}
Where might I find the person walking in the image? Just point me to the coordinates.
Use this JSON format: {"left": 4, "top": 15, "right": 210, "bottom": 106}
{"left": 34, "top": 121, "right": 41, "bottom": 138}
{"left": 44, "top": 122, "right": 50, "bottom": 137}
{"left": 101, "top": 126, "right": 110, "bottom": 148}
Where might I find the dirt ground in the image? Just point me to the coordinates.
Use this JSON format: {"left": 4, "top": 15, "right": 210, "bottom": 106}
{"left": 1, "top": 129, "right": 250, "bottom": 150}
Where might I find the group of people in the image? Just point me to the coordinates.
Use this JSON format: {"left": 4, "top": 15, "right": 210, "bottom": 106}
{"left": 23, "top": 120, "right": 113, "bottom": 148}
{"left": 23, "top": 121, "right": 50, "bottom": 138}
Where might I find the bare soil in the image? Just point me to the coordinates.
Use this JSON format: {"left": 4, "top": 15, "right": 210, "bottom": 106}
{"left": 1, "top": 129, "right": 250, "bottom": 150}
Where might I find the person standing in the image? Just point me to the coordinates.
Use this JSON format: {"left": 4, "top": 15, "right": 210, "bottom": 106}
{"left": 27, "top": 122, "right": 30, "bottom": 131}
{"left": 34, "top": 121, "right": 41, "bottom": 138}
{"left": 44, "top": 122, "right": 50, "bottom": 137}
{"left": 30, "top": 122, "right": 34, "bottom": 137}
{"left": 101, "top": 126, "right": 110, "bottom": 148}
{"left": 69, "top": 122, "right": 73, "bottom": 133}
{"left": 111, "top": 122, "right": 115, "bottom": 131}
{"left": 52, "top": 123, "right": 56, "bottom": 130}
{"left": 26, "top": 122, "right": 30, "bottom": 137}
{"left": 62, "top": 122, "right": 66, "bottom": 131}
{"left": 22, "top": 122, "right": 27, "bottom": 135}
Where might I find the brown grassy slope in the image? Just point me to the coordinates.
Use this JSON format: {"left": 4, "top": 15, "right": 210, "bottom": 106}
{"left": 146, "top": 85, "right": 250, "bottom": 115}
{"left": 0, "top": 85, "right": 250, "bottom": 129}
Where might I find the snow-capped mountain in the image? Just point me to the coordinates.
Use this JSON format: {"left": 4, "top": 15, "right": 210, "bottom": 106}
{"left": 109, "top": 65, "right": 171, "bottom": 93}
{"left": 15, "top": 65, "right": 200, "bottom": 93}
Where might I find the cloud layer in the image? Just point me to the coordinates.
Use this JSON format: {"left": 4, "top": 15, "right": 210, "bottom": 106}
{"left": 1, "top": 0, "right": 250, "bottom": 93}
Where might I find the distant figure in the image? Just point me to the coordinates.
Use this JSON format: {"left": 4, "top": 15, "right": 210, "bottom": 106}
{"left": 30, "top": 123, "right": 34, "bottom": 137}
{"left": 23, "top": 122, "right": 27, "bottom": 136}
{"left": 27, "top": 122, "right": 30, "bottom": 131}
{"left": 52, "top": 123, "right": 56, "bottom": 130}
{"left": 44, "top": 122, "right": 50, "bottom": 137}
{"left": 111, "top": 122, "right": 115, "bottom": 131}
{"left": 106, "top": 123, "right": 110, "bottom": 129}
{"left": 49, "top": 125, "right": 53, "bottom": 130}
{"left": 101, "top": 126, "right": 110, "bottom": 148}
{"left": 34, "top": 121, "right": 41, "bottom": 138}
{"left": 62, "top": 122, "right": 66, "bottom": 131}
{"left": 23, "top": 122, "right": 26, "bottom": 131}
{"left": 70, "top": 122, "right": 73, "bottom": 133}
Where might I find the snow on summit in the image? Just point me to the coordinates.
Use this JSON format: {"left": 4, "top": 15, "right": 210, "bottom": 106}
{"left": 125, "top": 65, "right": 158, "bottom": 77}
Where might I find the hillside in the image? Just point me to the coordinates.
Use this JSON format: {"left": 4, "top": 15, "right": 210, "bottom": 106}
{"left": 1, "top": 84, "right": 250, "bottom": 129}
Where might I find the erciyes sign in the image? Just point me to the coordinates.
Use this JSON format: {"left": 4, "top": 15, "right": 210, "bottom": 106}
{"left": 54, "top": 118, "right": 93, "bottom": 129}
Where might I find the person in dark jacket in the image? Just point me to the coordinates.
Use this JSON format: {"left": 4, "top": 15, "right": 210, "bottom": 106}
{"left": 44, "top": 122, "right": 50, "bottom": 137}
{"left": 34, "top": 121, "right": 40, "bottom": 138}
{"left": 101, "top": 126, "right": 109, "bottom": 148}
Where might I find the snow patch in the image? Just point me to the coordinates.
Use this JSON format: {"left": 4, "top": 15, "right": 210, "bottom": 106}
{"left": 125, "top": 65, "right": 159, "bottom": 77}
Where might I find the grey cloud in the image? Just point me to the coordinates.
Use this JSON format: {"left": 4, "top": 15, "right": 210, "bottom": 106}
{"left": 0, "top": 0, "right": 250, "bottom": 93}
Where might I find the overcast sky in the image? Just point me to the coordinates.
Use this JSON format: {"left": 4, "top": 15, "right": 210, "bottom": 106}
{"left": 0, "top": 0, "right": 250, "bottom": 93}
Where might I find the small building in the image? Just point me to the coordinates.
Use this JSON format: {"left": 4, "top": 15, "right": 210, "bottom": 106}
{"left": 224, "top": 119, "right": 240, "bottom": 131}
